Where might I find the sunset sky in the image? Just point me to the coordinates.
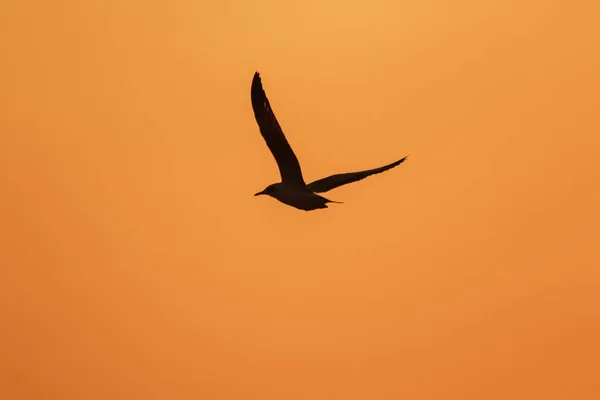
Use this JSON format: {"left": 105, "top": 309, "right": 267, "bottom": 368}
{"left": 1, "top": 1, "right": 599, "bottom": 399}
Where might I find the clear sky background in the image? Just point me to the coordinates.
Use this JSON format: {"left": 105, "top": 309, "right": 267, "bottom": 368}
{"left": 1, "top": 1, "right": 599, "bottom": 399}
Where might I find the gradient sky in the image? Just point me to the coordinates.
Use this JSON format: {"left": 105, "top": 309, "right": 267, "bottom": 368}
{"left": 1, "top": 1, "right": 599, "bottom": 399}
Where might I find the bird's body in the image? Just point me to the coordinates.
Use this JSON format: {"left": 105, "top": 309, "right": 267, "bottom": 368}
{"left": 260, "top": 183, "right": 335, "bottom": 211}
{"left": 251, "top": 72, "right": 406, "bottom": 211}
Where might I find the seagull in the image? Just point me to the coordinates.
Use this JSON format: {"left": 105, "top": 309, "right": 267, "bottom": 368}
{"left": 251, "top": 72, "right": 407, "bottom": 211}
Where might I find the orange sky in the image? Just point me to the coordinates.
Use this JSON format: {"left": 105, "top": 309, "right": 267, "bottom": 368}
{"left": 1, "top": 1, "right": 599, "bottom": 399}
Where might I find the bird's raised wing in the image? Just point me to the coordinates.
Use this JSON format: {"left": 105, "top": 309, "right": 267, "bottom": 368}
{"left": 307, "top": 156, "right": 407, "bottom": 193}
{"left": 251, "top": 72, "right": 305, "bottom": 186}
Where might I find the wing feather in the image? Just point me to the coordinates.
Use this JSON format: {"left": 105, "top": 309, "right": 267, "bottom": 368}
{"left": 251, "top": 72, "right": 305, "bottom": 186}
{"left": 307, "top": 157, "right": 407, "bottom": 193}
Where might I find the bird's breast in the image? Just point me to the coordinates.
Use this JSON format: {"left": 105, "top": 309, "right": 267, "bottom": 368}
{"left": 272, "top": 185, "right": 325, "bottom": 209}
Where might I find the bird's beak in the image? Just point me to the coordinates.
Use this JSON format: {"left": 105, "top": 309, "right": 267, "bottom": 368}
{"left": 254, "top": 190, "right": 265, "bottom": 196}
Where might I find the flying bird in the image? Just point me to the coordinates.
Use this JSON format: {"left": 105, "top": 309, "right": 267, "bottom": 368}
{"left": 251, "top": 72, "right": 407, "bottom": 211}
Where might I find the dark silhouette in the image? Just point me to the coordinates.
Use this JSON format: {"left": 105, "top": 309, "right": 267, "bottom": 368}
{"left": 251, "top": 72, "right": 407, "bottom": 211}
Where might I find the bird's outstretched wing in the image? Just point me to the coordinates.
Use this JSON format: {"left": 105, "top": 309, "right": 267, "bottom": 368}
{"left": 307, "top": 157, "right": 407, "bottom": 193}
{"left": 251, "top": 72, "right": 306, "bottom": 186}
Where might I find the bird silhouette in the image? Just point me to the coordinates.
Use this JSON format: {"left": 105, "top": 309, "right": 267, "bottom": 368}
{"left": 251, "top": 72, "right": 407, "bottom": 211}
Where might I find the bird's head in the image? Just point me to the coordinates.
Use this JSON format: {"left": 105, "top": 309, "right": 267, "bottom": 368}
{"left": 254, "top": 184, "right": 277, "bottom": 197}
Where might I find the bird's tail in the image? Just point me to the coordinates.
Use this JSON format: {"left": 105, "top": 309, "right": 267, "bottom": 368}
{"left": 324, "top": 198, "right": 343, "bottom": 204}
{"left": 315, "top": 194, "right": 343, "bottom": 206}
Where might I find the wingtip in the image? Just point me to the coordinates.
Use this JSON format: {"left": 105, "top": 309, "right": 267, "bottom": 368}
{"left": 251, "top": 72, "right": 264, "bottom": 97}
{"left": 393, "top": 155, "right": 408, "bottom": 166}
{"left": 251, "top": 71, "right": 263, "bottom": 90}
